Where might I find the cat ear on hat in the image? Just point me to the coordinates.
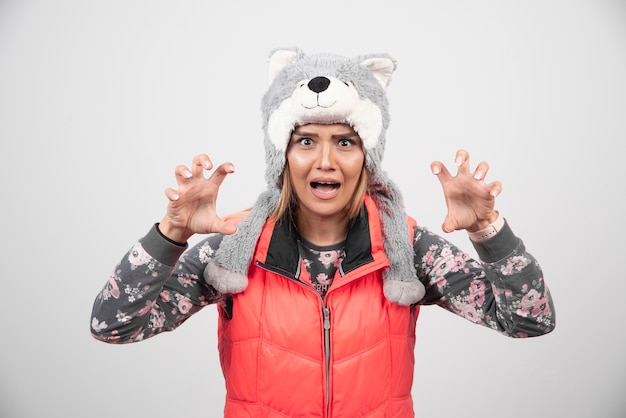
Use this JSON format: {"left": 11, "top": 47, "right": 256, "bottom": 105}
{"left": 359, "top": 57, "right": 396, "bottom": 88}
{"left": 268, "top": 47, "right": 302, "bottom": 84}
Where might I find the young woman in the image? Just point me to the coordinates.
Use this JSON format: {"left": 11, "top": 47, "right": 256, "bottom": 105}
{"left": 91, "top": 48, "right": 555, "bottom": 417}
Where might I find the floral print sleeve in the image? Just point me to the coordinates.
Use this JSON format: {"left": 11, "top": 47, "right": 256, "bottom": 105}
{"left": 91, "top": 225, "right": 224, "bottom": 343}
{"left": 414, "top": 221, "right": 555, "bottom": 337}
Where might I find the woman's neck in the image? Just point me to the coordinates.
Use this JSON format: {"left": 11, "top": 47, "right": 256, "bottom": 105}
{"left": 295, "top": 211, "right": 349, "bottom": 246}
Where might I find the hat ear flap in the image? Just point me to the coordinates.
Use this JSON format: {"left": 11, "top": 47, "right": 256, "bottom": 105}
{"left": 369, "top": 175, "right": 426, "bottom": 306}
{"left": 205, "top": 188, "right": 281, "bottom": 294}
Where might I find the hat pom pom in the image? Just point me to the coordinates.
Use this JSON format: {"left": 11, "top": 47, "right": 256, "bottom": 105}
{"left": 383, "top": 275, "right": 426, "bottom": 306}
{"left": 204, "top": 261, "right": 249, "bottom": 295}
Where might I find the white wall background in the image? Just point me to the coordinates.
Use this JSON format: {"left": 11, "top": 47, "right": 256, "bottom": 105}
{"left": 1, "top": 0, "right": 625, "bottom": 417}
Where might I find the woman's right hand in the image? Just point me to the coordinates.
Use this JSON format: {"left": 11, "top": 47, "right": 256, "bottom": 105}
{"left": 159, "top": 154, "right": 238, "bottom": 243}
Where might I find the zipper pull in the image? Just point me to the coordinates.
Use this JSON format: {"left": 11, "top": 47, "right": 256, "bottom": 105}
{"left": 323, "top": 307, "right": 331, "bottom": 330}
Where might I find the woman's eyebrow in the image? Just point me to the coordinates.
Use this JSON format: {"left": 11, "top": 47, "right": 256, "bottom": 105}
{"left": 331, "top": 132, "right": 358, "bottom": 139}
{"left": 292, "top": 130, "right": 317, "bottom": 137}
{"left": 292, "top": 130, "right": 357, "bottom": 138}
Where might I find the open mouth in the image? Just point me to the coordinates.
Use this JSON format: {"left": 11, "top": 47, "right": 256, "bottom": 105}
{"left": 311, "top": 181, "right": 340, "bottom": 194}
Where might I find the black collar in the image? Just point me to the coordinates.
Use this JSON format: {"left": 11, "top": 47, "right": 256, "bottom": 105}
{"left": 262, "top": 205, "right": 375, "bottom": 277}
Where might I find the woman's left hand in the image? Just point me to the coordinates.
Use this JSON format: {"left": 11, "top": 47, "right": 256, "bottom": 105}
{"left": 431, "top": 149, "right": 502, "bottom": 233}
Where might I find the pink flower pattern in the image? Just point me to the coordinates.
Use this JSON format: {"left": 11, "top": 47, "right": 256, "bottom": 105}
{"left": 298, "top": 243, "right": 346, "bottom": 297}
{"left": 413, "top": 227, "right": 554, "bottom": 334}
{"left": 318, "top": 251, "right": 342, "bottom": 268}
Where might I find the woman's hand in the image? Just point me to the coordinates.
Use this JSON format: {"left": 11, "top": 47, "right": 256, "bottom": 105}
{"left": 159, "top": 154, "right": 238, "bottom": 243}
{"left": 431, "top": 149, "right": 502, "bottom": 233}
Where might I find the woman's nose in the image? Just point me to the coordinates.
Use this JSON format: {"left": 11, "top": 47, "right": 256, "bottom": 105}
{"left": 316, "top": 142, "right": 335, "bottom": 169}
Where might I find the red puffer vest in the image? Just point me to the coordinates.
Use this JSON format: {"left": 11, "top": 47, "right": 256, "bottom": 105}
{"left": 217, "top": 196, "right": 420, "bottom": 417}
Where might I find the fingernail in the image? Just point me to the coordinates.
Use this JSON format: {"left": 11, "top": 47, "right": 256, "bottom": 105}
{"left": 474, "top": 171, "right": 483, "bottom": 180}
{"left": 229, "top": 164, "right": 236, "bottom": 173}
{"left": 432, "top": 166, "right": 440, "bottom": 175}
{"left": 455, "top": 156, "right": 463, "bottom": 166}
{"left": 183, "top": 170, "right": 192, "bottom": 179}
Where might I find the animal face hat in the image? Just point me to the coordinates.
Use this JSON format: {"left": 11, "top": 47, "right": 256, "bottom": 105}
{"left": 205, "top": 47, "right": 425, "bottom": 305}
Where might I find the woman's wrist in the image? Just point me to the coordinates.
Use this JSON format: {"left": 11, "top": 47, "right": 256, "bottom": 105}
{"left": 157, "top": 218, "right": 192, "bottom": 244}
{"left": 467, "top": 212, "right": 504, "bottom": 241}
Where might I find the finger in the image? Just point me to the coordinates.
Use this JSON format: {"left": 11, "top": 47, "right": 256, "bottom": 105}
{"left": 174, "top": 165, "right": 193, "bottom": 183}
{"left": 164, "top": 187, "right": 180, "bottom": 202}
{"left": 212, "top": 219, "right": 238, "bottom": 236}
{"left": 430, "top": 160, "right": 453, "bottom": 182}
{"left": 441, "top": 214, "right": 457, "bottom": 233}
{"left": 486, "top": 180, "right": 503, "bottom": 198}
{"left": 191, "top": 154, "right": 213, "bottom": 178}
{"left": 454, "top": 149, "right": 471, "bottom": 175}
{"left": 207, "top": 162, "right": 236, "bottom": 187}
{"left": 473, "top": 161, "right": 490, "bottom": 181}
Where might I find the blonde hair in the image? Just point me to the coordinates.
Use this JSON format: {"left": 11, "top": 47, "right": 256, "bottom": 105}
{"left": 271, "top": 161, "right": 368, "bottom": 222}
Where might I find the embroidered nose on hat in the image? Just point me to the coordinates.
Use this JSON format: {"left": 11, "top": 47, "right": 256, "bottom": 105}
{"left": 204, "top": 47, "right": 426, "bottom": 306}
{"left": 308, "top": 76, "right": 331, "bottom": 93}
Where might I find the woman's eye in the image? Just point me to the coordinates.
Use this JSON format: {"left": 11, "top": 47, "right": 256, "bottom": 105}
{"left": 339, "top": 139, "right": 354, "bottom": 147}
{"left": 300, "top": 138, "right": 313, "bottom": 146}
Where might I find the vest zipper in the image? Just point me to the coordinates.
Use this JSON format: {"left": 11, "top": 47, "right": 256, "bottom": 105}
{"left": 322, "top": 304, "right": 331, "bottom": 416}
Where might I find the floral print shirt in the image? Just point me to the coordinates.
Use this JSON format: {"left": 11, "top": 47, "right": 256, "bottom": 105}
{"left": 91, "top": 220, "right": 555, "bottom": 343}
{"left": 297, "top": 238, "right": 346, "bottom": 298}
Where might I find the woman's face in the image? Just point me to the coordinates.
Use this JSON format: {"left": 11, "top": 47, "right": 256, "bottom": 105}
{"left": 286, "top": 123, "right": 365, "bottom": 222}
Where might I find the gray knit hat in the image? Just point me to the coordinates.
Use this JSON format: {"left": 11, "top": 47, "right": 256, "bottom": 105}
{"left": 204, "top": 47, "right": 425, "bottom": 305}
